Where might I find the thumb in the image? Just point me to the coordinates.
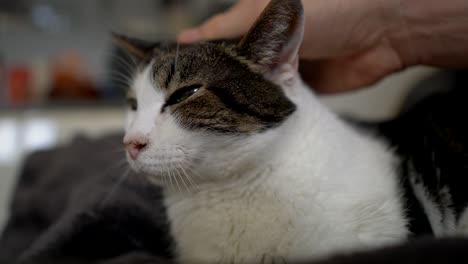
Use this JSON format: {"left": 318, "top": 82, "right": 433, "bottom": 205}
{"left": 178, "top": 13, "right": 239, "bottom": 43}
{"left": 178, "top": 0, "right": 265, "bottom": 43}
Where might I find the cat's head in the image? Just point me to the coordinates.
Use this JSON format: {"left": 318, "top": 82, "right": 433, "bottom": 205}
{"left": 116, "top": 0, "right": 304, "bottom": 188}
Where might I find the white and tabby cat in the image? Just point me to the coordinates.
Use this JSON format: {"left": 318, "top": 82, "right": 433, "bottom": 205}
{"left": 114, "top": 0, "right": 468, "bottom": 263}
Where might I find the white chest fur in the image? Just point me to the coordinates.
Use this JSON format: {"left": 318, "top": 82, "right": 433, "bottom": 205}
{"left": 163, "top": 81, "right": 409, "bottom": 264}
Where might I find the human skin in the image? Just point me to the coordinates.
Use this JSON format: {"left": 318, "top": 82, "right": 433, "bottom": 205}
{"left": 179, "top": 0, "right": 468, "bottom": 93}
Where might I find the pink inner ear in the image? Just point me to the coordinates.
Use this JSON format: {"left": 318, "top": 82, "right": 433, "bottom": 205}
{"left": 276, "top": 19, "right": 304, "bottom": 69}
{"left": 265, "top": 61, "right": 299, "bottom": 88}
{"left": 292, "top": 55, "right": 300, "bottom": 72}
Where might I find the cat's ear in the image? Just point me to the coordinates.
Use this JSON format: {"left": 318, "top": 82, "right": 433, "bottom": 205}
{"left": 237, "top": 0, "right": 304, "bottom": 73}
{"left": 111, "top": 33, "right": 156, "bottom": 58}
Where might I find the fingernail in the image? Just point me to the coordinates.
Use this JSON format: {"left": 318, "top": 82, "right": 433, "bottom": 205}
{"left": 178, "top": 29, "right": 200, "bottom": 43}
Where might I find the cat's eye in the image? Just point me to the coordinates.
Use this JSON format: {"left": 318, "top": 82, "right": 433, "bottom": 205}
{"left": 165, "top": 84, "right": 202, "bottom": 106}
{"left": 126, "top": 98, "right": 138, "bottom": 111}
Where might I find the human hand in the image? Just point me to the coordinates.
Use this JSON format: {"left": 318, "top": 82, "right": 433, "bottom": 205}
{"left": 179, "top": 0, "right": 468, "bottom": 93}
{"left": 178, "top": 0, "right": 404, "bottom": 93}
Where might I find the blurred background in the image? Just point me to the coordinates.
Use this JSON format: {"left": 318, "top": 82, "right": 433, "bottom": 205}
{"left": 0, "top": 0, "right": 449, "bottom": 232}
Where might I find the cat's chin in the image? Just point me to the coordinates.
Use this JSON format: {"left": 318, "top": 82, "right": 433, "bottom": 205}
{"left": 127, "top": 157, "right": 200, "bottom": 192}
{"left": 144, "top": 169, "right": 200, "bottom": 193}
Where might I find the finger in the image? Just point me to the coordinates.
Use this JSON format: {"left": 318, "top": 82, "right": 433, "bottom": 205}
{"left": 178, "top": 28, "right": 202, "bottom": 43}
{"left": 178, "top": 1, "right": 264, "bottom": 43}
{"left": 179, "top": 13, "right": 248, "bottom": 43}
{"left": 299, "top": 60, "right": 382, "bottom": 94}
{"left": 199, "top": 12, "right": 249, "bottom": 40}
{"left": 300, "top": 45, "right": 402, "bottom": 93}
{"left": 299, "top": 60, "right": 358, "bottom": 93}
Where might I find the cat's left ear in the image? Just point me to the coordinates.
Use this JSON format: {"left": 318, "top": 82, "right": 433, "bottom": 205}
{"left": 111, "top": 33, "right": 157, "bottom": 58}
{"left": 237, "top": 0, "right": 304, "bottom": 74}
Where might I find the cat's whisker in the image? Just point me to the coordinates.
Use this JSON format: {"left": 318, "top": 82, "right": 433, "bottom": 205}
{"left": 107, "top": 56, "right": 135, "bottom": 78}
{"left": 114, "top": 158, "right": 128, "bottom": 168}
{"left": 175, "top": 146, "right": 203, "bottom": 161}
{"left": 109, "top": 83, "right": 129, "bottom": 93}
{"left": 127, "top": 55, "right": 139, "bottom": 73}
{"left": 106, "top": 48, "right": 137, "bottom": 65}
{"left": 183, "top": 154, "right": 203, "bottom": 161}
{"left": 173, "top": 162, "right": 190, "bottom": 193}
{"left": 100, "top": 158, "right": 128, "bottom": 177}
{"left": 110, "top": 71, "right": 134, "bottom": 84}
{"left": 109, "top": 67, "right": 133, "bottom": 79}
{"left": 108, "top": 77, "right": 132, "bottom": 90}
{"left": 109, "top": 70, "right": 133, "bottom": 85}
{"left": 109, "top": 76, "right": 130, "bottom": 85}
{"left": 173, "top": 165, "right": 187, "bottom": 193}
{"left": 109, "top": 77, "right": 131, "bottom": 87}
{"left": 177, "top": 163, "right": 198, "bottom": 192}
{"left": 108, "top": 52, "right": 137, "bottom": 74}
{"left": 174, "top": 41, "right": 180, "bottom": 72}
{"left": 179, "top": 151, "right": 202, "bottom": 160}
{"left": 114, "top": 46, "right": 139, "bottom": 70}
{"left": 166, "top": 164, "right": 175, "bottom": 192}
{"left": 179, "top": 160, "right": 202, "bottom": 181}
{"left": 99, "top": 167, "right": 131, "bottom": 207}
{"left": 165, "top": 164, "right": 177, "bottom": 193}
{"left": 171, "top": 165, "right": 182, "bottom": 193}
{"left": 160, "top": 168, "right": 169, "bottom": 192}
{"left": 110, "top": 83, "right": 128, "bottom": 93}
{"left": 163, "top": 40, "right": 170, "bottom": 53}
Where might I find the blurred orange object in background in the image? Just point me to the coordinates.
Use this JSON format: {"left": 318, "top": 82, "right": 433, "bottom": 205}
{"left": 8, "top": 66, "right": 31, "bottom": 105}
{"left": 49, "top": 51, "right": 98, "bottom": 100}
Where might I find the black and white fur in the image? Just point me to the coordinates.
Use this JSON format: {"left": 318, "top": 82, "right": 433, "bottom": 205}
{"left": 115, "top": 0, "right": 468, "bottom": 263}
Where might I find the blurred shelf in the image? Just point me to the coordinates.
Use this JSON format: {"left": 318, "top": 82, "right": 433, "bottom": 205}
{"left": 0, "top": 99, "right": 125, "bottom": 113}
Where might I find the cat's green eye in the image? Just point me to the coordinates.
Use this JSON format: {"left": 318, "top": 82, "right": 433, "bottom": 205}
{"left": 126, "top": 98, "right": 137, "bottom": 111}
{"left": 165, "top": 84, "right": 202, "bottom": 106}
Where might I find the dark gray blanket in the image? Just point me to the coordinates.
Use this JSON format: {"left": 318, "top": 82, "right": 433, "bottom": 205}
{"left": 0, "top": 133, "right": 173, "bottom": 264}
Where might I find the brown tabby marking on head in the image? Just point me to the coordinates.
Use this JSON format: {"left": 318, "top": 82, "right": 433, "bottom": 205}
{"left": 150, "top": 43, "right": 296, "bottom": 134}
{"left": 113, "top": 0, "right": 304, "bottom": 134}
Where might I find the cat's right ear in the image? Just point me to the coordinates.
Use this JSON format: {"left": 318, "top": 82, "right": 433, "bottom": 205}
{"left": 237, "top": 0, "right": 304, "bottom": 74}
{"left": 111, "top": 33, "right": 156, "bottom": 59}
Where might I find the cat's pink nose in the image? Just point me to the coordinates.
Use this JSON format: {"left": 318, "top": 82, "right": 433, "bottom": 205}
{"left": 124, "top": 140, "right": 147, "bottom": 160}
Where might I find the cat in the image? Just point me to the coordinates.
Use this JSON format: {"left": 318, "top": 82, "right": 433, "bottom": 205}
{"left": 114, "top": 0, "right": 468, "bottom": 263}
